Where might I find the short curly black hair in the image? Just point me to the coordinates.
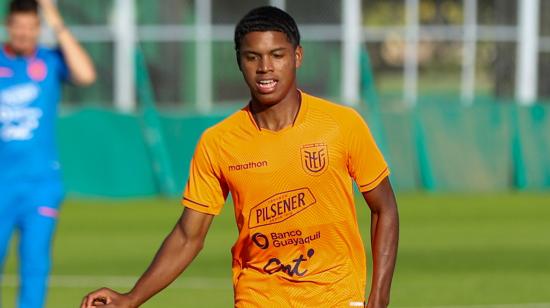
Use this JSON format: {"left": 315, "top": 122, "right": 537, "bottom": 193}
{"left": 234, "top": 6, "right": 300, "bottom": 64}
{"left": 8, "top": 0, "right": 38, "bottom": 15}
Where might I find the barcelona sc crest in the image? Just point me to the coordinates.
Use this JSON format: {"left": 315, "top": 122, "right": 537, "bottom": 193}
{"left": 300, "top": 143, "right": 329, "bottom": 176}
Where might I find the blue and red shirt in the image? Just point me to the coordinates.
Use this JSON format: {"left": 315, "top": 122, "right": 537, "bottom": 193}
{"left": 0, "top": 45, "right": 69, "bottom": 183}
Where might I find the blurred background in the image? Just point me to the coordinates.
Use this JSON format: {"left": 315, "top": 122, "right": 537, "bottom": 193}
{"left": 1, "top": 0, "right": 549, "bottom": 196}
{"left": 1, "top": 0, "right": 549, "bottom": 307}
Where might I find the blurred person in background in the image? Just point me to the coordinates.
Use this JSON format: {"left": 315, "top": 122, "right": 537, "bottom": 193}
{"left": 82, "top": 6, "right": 398, "bottom": 308}
{"left": 0, "top": 0, "right": 96, "bottom": 307}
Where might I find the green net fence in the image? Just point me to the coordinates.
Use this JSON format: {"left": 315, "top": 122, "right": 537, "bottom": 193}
{"left": 56, "top": 100, "right": 550, "bottom": 197}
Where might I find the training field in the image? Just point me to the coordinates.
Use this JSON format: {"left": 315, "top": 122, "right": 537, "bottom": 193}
{"left": 2, "top": 193, "right": 550, "bottom": 307}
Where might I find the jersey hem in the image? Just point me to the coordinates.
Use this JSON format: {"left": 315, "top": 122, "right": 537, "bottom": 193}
{"left": 358, "top": 167, "right": 390, "bottom": 192}
{"left": 181, "top": 197, "right": 220, "bottom": 215}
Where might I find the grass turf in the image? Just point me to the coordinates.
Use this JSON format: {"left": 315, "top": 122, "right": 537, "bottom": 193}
{"left": 2, "top": 192, "right": 550, "bottom": 307}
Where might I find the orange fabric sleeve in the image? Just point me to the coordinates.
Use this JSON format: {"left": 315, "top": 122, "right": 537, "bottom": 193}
{"left": 181, "top": 132, "right": 228, "bottom": 215}
{"left": 346, "top": 109, "right": 390, "bottom": 192}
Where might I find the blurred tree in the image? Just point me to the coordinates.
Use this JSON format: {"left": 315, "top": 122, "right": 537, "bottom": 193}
{"left": 493, "top": 0, "right": 516, "bottom": 98}
{"left": 538, "top": 0, "right": 550, "bottom": 99}
{"left": 363, "top": 0, "right": 404, "bottom": 26}
{"left": 139, "top": 0, "right": 190, "bottom": 106}
{"left": 440, "top": 0, "right": 462, "bottom": 24}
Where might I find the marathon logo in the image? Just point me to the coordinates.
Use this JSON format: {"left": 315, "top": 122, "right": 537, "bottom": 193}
{"left": 249, "top": 188, "right": 316, "bottom": 229}
{"left": 229, "top": 160, "right": 268, "bottom": 171}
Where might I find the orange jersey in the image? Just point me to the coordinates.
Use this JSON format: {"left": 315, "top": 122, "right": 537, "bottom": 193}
{"left": 182, "top": 92, "right": 389, "bottom": 307}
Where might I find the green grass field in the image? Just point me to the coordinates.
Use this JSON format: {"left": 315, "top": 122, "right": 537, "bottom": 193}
{"left": 2, "top": 192, "right": 550, "bottom": 307}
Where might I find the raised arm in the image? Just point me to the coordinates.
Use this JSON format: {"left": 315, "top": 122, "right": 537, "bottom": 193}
{"left": 37, "top": 0, "right": 96, "bottom": 85}
{"left": 81, "top": 207, "right": 214, "bottom": 308}
{"left": 362, "top": 177, "right": 399, "bottom": 308}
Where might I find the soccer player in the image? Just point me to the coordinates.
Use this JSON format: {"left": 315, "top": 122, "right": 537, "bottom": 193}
{"left": 0, "top": 0, "right": 96, "bottom": 307}
{"left": 82, "top": 6, "right": 398, "bottom": 308}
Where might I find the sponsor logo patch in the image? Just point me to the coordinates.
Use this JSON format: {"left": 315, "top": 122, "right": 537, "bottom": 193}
{"left": 0, "top": 83, "right": 42, "bottom": 141}
{"left": 301, "top": 143, "right": 328, "bottom": 176}
{"left": 249, "top": 188, "right": 316, "bottom": 229}
{"left": 228, "top": 160, "right": 268, "bottom": 171}
{"left": 263, "top": 248, "right": 315, "bottom": 277}
{"left": 251, "top": 229, "right": 322, "bottom": 250}
{"left": 38, "top": 206, "right": 58, "bottom": 218}
{"left": 251, "top": 232, "right": 269, "bottom": 249}
{"left": 0, "top": 67, "right": 13, "bottom": 78}
{"left": 271, "top": 229, "right": 321, "bottom": 248}
{"left": 27, "top": 59, "right": 47, "bottom": 81}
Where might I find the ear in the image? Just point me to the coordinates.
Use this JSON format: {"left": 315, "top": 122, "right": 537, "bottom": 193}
{"left": 6, "top": 14, "right": 13, "bottom": 27}
{"left": 295, "top": 45, "right": 303, "bottom": 69}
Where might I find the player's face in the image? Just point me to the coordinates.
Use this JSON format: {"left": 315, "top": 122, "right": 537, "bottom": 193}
{"left": 238, "top": 31, "right": 303, "bottom": 106}
{"left": 6, "top": 12, "right": 40, "bottom": 55}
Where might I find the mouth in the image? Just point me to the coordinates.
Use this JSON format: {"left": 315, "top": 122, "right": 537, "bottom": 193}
{"left": 256, "top": 79, "right": 278, "bottom": 93}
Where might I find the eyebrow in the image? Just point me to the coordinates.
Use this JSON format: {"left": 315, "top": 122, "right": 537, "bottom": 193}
{"left": 241, "top": 47, "right": 288, "bottom": 55}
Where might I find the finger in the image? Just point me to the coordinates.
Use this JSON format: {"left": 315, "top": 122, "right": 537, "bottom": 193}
{"left": 84, "top": 293, "right": 97, "bottom": 307}
{"left": 80, "top": 295, "right": 87, "bottom": 308}
{"left": 92, "top": 296, "right": 108, "bottom": 306}
{"left": 81, "top": 294, "right": 97, "bottom": 308}
{"left": 88, "top": 295, "right": 108, "bottom": 307}
{"left": 85, "top": 290, "right": 109, "bottom": 307}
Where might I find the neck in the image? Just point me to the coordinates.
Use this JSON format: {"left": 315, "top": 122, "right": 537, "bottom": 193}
{"left": 250, "top": 89, "right": 301, "bottom": 132}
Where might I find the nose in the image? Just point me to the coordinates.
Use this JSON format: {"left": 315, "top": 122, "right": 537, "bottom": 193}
{"left": 257, "top": 56, "right": 273, "bottom": 73}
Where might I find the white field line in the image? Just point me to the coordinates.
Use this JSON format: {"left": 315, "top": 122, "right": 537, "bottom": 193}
{"left": 1, "top": 275, "right": 549, "bottom": 308}
{"left": 0, "top": 274, "right": 231, "bottom": 290}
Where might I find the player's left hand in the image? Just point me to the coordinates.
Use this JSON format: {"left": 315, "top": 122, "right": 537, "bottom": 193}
{"left": 35, "top": 0, "right": 64, "bottom": 30}
{"left": 35, "top": 0, "right": 56, "bottom": 10}
{"left": 35, "top": 0, "right": 54, "bottom": 6}
{"left": 80, "top": 288, "right": 135, "bottom": 308}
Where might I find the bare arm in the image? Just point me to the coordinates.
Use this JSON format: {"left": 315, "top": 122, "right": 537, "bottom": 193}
{"left": 362, "top": 177, "right": 399, "bottom": 308}
{"left": 81, "top": 208, "right": 214, "bottom": 308}
{"left": 37, "top": 0, "right": 96, "bottom": 85}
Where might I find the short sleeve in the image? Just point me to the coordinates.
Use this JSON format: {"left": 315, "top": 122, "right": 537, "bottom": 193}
{"left": 181, "top": 132, "right": 228, "bottom": 215}
{"left": 346, "top": 109, "right": 390, "bottom": 192}
{"left": 52, "top": 48, "right": 70, "bottom": 82}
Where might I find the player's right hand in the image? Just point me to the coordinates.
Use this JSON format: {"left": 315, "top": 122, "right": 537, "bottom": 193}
{"left": 80, "top": 288, "right": 135, "bottom": 308}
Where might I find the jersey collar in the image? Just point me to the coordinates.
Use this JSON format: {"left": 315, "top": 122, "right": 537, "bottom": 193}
{"left": 3, "top": 44, "right": 37, "bottom": 60}
{"left": 245, "top": 90, "right": 309, "bottom": 134}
